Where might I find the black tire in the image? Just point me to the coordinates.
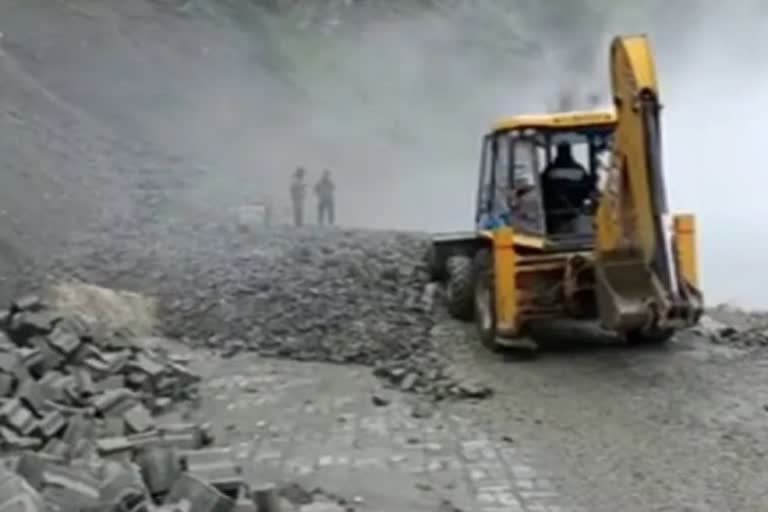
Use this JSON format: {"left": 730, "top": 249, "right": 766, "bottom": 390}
{"left": 445, "top": 256, "right": 474, "bottom": 321}
{"left": 472, "top": 248, "right": 504, "bottom": 352}
{"left": 473, "top": 249, "right": 538, "bottom": 356}
{"left": 625, "top": 328, "right": 674, "bottom": 345}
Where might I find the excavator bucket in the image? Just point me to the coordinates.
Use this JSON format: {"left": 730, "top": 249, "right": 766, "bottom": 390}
{"left": 594, "top": 35, "right": 703, "bottom": 336}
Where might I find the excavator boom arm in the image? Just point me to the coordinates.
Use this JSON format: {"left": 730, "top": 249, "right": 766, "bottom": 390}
{"left": 594, "top": 35, "right": 702, "bottom": 335}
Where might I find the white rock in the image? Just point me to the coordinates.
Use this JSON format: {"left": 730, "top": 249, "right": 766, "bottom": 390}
{"left": 697, "top": 315, "right": 730, "bottom": 336}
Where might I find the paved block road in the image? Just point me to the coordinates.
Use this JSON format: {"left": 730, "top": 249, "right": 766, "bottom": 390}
{"left": 185, "top": 352, "right": 577, "bottom": 512}
{"left": 180, "top": 319, "right": 768, "bottom": 512}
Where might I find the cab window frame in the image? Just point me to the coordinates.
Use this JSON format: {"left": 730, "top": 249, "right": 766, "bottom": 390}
{"left": 475, "top": 134, "right": 494, "bottom": 223}
{"left": 509, "top": 131, "right": 547, "bottom": 235}
{"left": 491, "top": 132, "right": 512, "bottom": 217}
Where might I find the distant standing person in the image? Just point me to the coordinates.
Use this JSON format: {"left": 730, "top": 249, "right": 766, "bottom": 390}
{"left": 314, "top": 169, "right": 335, "bottom": 225}
{"left": 290, "top": 167, "right": 307, "bottom": 227}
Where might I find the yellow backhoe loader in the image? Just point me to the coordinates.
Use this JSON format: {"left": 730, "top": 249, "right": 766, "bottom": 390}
{"left": 427, "top": 34, "right": 703, "bottom": 351}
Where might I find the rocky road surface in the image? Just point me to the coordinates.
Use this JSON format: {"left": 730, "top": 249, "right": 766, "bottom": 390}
{"left": 176, "top": 310, "right": 768, "bottom": 512}
{"left": 447, "top": 325, "right": 768, "bottom": 512}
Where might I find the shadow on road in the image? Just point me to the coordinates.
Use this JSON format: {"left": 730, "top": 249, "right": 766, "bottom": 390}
{"left": 506, "top": 319, "right": 680, "bottom": 359}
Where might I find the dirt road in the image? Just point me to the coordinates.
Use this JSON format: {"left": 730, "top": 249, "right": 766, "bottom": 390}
{"left": 447, "top": 326, "right": 768, "bottom": 511}
{"left": 185, "top": 320, "right": 768, "bottom": 512}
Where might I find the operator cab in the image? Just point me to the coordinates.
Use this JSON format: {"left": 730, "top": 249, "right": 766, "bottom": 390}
{"left": 476, "top": 110, "right": 615, "bottom": 246}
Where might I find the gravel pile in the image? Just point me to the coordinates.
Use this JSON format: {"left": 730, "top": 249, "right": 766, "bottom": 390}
{"left": 42, "top": 219, "right": 491, "bottom": 399}
{"left": 696, "top": 305, "right": 768, "bottom": 348}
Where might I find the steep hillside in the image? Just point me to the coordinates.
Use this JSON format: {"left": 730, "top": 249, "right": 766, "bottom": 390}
{"left": 0, "top": 46, "right": 136, "bottom": 299}
{"left": 0, "top": 0, "right": 666, "bottom": 234}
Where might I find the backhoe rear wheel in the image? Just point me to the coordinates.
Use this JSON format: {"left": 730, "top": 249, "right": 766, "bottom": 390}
{"left": 445, "top": 255, "right": 474, "bottom": 321}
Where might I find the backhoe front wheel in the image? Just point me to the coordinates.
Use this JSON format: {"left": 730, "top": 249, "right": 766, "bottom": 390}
{"left": 473, "top": 249, "right": 538, "bottom": 355}
{"left": 445, "top": 255, "right": 474, "bottom": 321}
{"left": 473, "top": 248, "right": 517, "bottom": 353}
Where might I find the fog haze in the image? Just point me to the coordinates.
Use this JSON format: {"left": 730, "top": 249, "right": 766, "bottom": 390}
{"left": 0, "top": 0, "right": 765, "bottom": 306}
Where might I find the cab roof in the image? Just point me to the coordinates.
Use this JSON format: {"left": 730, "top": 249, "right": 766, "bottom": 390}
{"left": 491, "top": 109, "right": 617, "bottom": 134}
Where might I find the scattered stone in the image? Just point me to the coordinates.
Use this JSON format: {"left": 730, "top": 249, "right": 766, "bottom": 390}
{"left": 251, "top": 483, "right": 281, "bottom": 512}
{"left": 279, "top": 482, "right": 314, "bottom": 506}
{"left": 123, "top": 403, "right": 155, "bottom": 433}
{"left": 437, "top": 499, "right": 465, "bottom": 512}
{"left": 48, "top": 326, "right": 82, "bottom": 355}
{"left": 455, "top": 380, "right": 493, "bottom": 399}
{"left": 411, "top": 402, "right": 435, "bottom": 420}
{"left": 370, "top": 394, "right": 390, "bottom": 407}
{"left": 0, "top": 293, "right": 253, "bottom": 512}
{"left": 12, "top": 294, "right": 43, "bottom": 313}
{"left": 299, "top": 502, "right": 345, "bottom": 512}
{"left": 38, "top": 411, "right": 67, "bottom": 439}
{"left": 182, "top": 447, "right": 243, "bottom": 493}
{"left": 0, "top": 470, "right": 46, "bottom": 511}
{"left": 696, "top": 308, "right": 768, "bottom": 349}
{"left": 0, "top": 399, "right": 37, "bottom": 436}
{"left": 136, "top": 447, "right": 182, "bottom": 496}
{"left": 0, "top": 373, "right": 13, "bottom": 398}
{"left": 164, "top": 473, "right": 235, "bottom": 512}
{"left": 11, "top": 310, "right": 60, "bottom": 339}
{"left": 41, "top": 463, "right": 102, "bottom": 509}
{"left": 695, "top": 316, "right": 735, "bottom": 344}
{"left": 222, "top": 339, "right": 247, "bottom": 359}
{"left": 400, "top": 373, "right": 418, "bottom": 392}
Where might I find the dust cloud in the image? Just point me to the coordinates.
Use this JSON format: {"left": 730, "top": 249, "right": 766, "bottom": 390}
{"left": 183, "top": 1, "right": 768, "bottom": 307}
{"left": 0, "top": 0, "right": 766, "bottom": 306}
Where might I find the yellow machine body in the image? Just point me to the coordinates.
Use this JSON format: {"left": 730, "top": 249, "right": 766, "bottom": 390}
{"left": 430, "top": 34, "right": 703, "bottom": 347}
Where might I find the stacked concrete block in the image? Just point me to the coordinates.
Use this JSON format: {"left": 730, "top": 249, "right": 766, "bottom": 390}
{"left": 0, "top": 294, "right": 278, "bottom": 512}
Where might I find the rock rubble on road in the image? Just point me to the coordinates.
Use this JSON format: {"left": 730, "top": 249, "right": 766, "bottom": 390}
{"left": 47, "top": 224, "right": 493, "bottom": 400}
{"left": 696, "top": 306, "right": 768, "bottom": 348}
{"left": 0, "top": 292, "right": 286, "bottom": 512}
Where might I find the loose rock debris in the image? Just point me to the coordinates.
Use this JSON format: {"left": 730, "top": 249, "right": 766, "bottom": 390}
{"left": 49, "top": 228, "right": 493, "bottom": 400}
{"left": 696, "top": 307, "right": 768, "bottom": 348}
{"left": 278, "top": 482, "right": 352, "bottom": 512}
{"left": 0, "top": 294, "right": 284, "bottom": 512}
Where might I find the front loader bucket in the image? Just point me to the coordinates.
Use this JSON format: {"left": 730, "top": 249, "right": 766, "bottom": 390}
{"left": 594, "top": 251, "right": 665, "bottom": 333}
